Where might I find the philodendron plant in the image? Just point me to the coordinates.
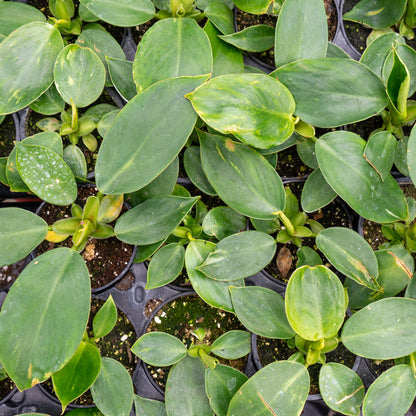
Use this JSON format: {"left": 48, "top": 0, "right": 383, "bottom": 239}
{"left": 132, "top": 327, "right": 251, "bottom": 416}
{"left": 228, "top": 265, "right": 367, "bottom": 416}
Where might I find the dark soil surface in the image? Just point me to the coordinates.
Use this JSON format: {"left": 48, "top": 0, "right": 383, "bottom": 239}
{"left": 0, "top": 378, "right": 15, "bottom": 402}
{"left": 0, "top": 116, "right": 16, "bottom": 157}
{"left": 276, "top": 145, "right": 314, "bottom": 178}
{"left": 145, "top": 294, "right": 248, "bottom": 389}
{"left": 0, "top": 258, "right": 26, "bottom": 291}
{"left": 36, "top": 186, "right": 134, "bottom": 290}
{"left": 344, "top": 116, "right": 384, "bottom": 140}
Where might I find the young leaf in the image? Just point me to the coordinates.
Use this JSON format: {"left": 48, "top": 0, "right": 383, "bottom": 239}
{"left": 275, "top": 0, "right": 327, "bottom": 67}
{"left": 211, "top": 330, "right": 250, "bottom": 359}
{"left": 227, "top": 361, "right": 309, "bottom": 416}
{"left": 0, "top": 22, "right": 64, "bottom": 114}
{"left": 90, "top": 357, "right": 134, "bottom": 416}
{"left": 301, "top": 168, "right": 337, "bottom": 212}
{"left": 133, "top": 18, "right": 212, "bottom": 93}
{"left": 341, "top": 297, "right": 416, "bottom": 359}
{"left": 131, "top": 332, "right": 187, "bottom": 367}
{"left": 219, "top": 25, "right": 275, "bottom": 52}
{"left": 233, "top": 0, "right": 273, "bottom": 14}
{"left": 0, "top": 248, "right": 90, "bottom": 390}
{"left": 134, "top": 395, "right": 167, "bottom": 416}
{"left": 202, "top": 206, "right": 246, "bottom": 240}
{"left": 115, "top": 195, "right": 198, "bottom": 245}
{"left": 296, "top": 246, "right": 322, "bottom": 268}
{"left": 96, "top": 76, "right": 207, "bottom": 194}
{"left": 198, "top": 130, "right": 285, "bottom": 219}
{"left": 319, "top": 363, "right": 364, "bottom": 416}
{"left": 197, "top": 231, "right": 276, "bottom": 281}
{"left": 205, "top": 365, "right": 247, "bottom": 416}
{"left": 188, "top": 74, "right": 295, "bottom": 149}
{"left": 93, "top": 295, "right": 117, "bottom": 339}
{"left": 230, "top": 286, "right": 295, "bottom": 339}
{"left": 0, "top": 207, "right": 48, "bottom": 267}
{"left": 63, "top": 145, "right": 87, "bottom": 180}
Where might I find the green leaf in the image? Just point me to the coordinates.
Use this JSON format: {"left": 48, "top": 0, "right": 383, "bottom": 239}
{"left": 146, "top": 243, "right": 185, "bottom": 289}
{"left": 134, "top": 239, "right": 167, "bottom": 263}
{"left": 204, "top": 2, "right": 234, "bottom": 35}
{"left": 30, "top": 84, "right": 65, "bottom": 115}
{"left": 106, "top": 57, "right": 136, "bottom": 101}
{"left": 0, "top": 248, "right": 90, "bottom": 390}
{"left": 79, "top": 0, "right": 155, "bottom": 26}
{"left": 232, "top": 0, "right": 273, "bottom": 14}
{"left": 54, "top": 44, "right": 105, "bottom": 108}
{"left": 408, "top": 124, "right": 416, "bottom": 186}
{"left": 16, "top": 142, "right": 77, "bottom": 205}
{"left": 202, "top": 206, "right": 246, "bottom": 240}
{"left": 96, "top": 76, "right": 207, "bottom": 194}
{"left": 341, "top": 297, "right": 416, "bottom": 359}
{"left": 185, "top": 240, "right": 244, "bottom": 312}
{"left": 93, "top": 295, "right": 117, "bottom": 339}
{"left": 0, "top": 22, "right": 64, "bottom": 114}
{"left": 131, "top": 332, "right": 187, "bottom": 366}
{"left": 326, "top": 42, "right": 351, "bottom": 59}
{"left": 0, "top": 2, "right": 46, "bottom": 37}
{"left": 184, "top": 146, "right": 216, "bottom": 195}
{"left": 204, "top": 21, "right": 244, "bottom": 78}
{"left": 188, "top": 74, "right": 295, "bottom": 149}
{"left": 134, "top": 395, "right": 167, "bottom": 416}
{"left": 343, "top": 0, "right": 407, "bottom": 29}
{"left": 230, "top": 286, "right": 295, "bottom": 339}
{"left": 66, "top": 409, "right": 104, "bottom": 416}
{"left": 199, "top": 130, "right": 285, "bottom": 219}
{"left": 116, "top": 195, "right": 197, "bottom": 245}
{"left": 227, "top": 361, "right": 309, "bottom": 416}
{"left": 96, "top": 109, "right": 119, "bottom": 137}
{"left": 197, "top": 231, "right": 276, "bottom": 280}
{"left": 0, "top": 157, "right": 8, "bottom": 185}
{"left": 90, "top": 357, "right": 134, "bottom": 416}
{"left": 316, "top": 227, "right": 379, "bottom": 290}
{"left": 205, "top": 365, "right": 247, "bottom": 416}
{"left": 296, "top": 246, "right": 322, "bottom": 268}
{"left": 273, "top": 58, "right": 388, "bottom": 128}
{"left": 133, "top": 18, "right": 212, "bottom": 93}
{"left": 84, "top": 103, "right": 119, "bottom": 124}
{"left": 301, "top": 168, "right": 337, "bottom": 212}
{"left": 319, "top": 363, "right": 364, "bottom": 416}
{"left": 63, "top": 145, "right": 87, "bottom": 179}
{"left": 52, "top": 341, "right": 101, "bottom": 412}
{"left": 211, "top": 330, "right": 250, "bottom": 359}
{"left": 0, "top": 207, "right": 48, "bottom": 267}
{"left": 316, "top": 131, "right": 408, "bottom": 223}
{"left": 362, "top": 365, "right": 416, "bottom": 416}
{"left": 165, "top": 355, "right": 213, "bottom": 416}
{"left": 275, "top": 0, "right": 327, "bottom": 67}
{"left": 363, "top": 131, "right": 397, "bottom": 181}
{"left": 97, "top": 194, "right": 123, "bottom": 223}
{"left": 76, "top": 28, "right": 126, "bottom": 87}
{"left": 219, "top": 25, "right": 275, "bottom": 52}
{"left": 286, "top": 265, "right": 345, "bottom": 341}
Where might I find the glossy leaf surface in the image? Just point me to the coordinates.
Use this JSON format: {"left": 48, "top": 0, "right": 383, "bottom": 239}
{"left": 0, "top": 2, "right": 45, "bottom": 36}
{"left": 63, "top": 145, "right": 87, "bottom": 180}
{"left": 0, "top": 22, "right": 63, "bottom": 114}
{"left": 30, "top": 84, "right": 65, "bottom": 115}
{"left": 202, "top": 206, "right": 246, "bottom": 240}
{"left": 134, "top": 395, "right": 167, "bottom": 416}
{"left": 106, "top": 57, "right": 136, "bottom": 101}
{"left": 273, "top": 59, "right": 388, "bottom": 127}
{"left": 96, "top": 76, "right": 206, "bottom": 194}
{"left": 184, "top": 146, "right": 216, "bottom": 195}
{"left": 93, "top": 295, "right": 117, "bottom": 339}
{"left": 301, "top": 168, "right": 336, "bottom": 212}
{"left": 0, "top": 248, "right": 90, "bottom": 390}
{"left": 188, "top": 74, "right": 295, "bottom": 149}
{"left": 199, "top": 131, "right": 285, "bottom": 219}
{"left": 211, "top": 330, "right": 250, "bottom": 359}
{"left": 219, "top": 25, "right": 275, "bottom": 52}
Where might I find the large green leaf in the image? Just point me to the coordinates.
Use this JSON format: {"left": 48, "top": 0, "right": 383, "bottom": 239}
{"left": 133, "top": 18, "right": 212, "bottom": 92}
{"left": 362, "top": 365, "right": 416, "bottom": 416}
{"left": 90, "top": 357, "right": 134, "bottom": 416}
{"left": 0, "top": 22, "right": 64, "bottom": 114}
{"left": 319, "top": 363, "right": 364, "bottom": 416}
{"left": 227, "top": 361, "right": 309, "bottom": 416}
{"left": 205, "top": 365, "right": 247, "bottom": 416}
{"left": 204, "top": 2, "right": 234, "bottom": 35}
{"left": 185, "top": 240, "right": 244, "bottom": 312}
{"left": 0, "top": 248, "right": 90, "bottom": 390}
{"left": 52, "top": 341, "right": 101, "bottom": 412}
{"left": 230, "top": 286, "right": 295, "bottom": 339}
{"left": 341, "top": 297, "right": 416, "bottom": 359}
{"left": 131, "top": 332, "right": 187, "bottom": 366}
{"left": 134, "top": 395, "right": 167, "bottom": 416}
{"left": 0, "top": 2, "right": 46, "bottom": 37}
{"left": 16, "top": 142, "right": 77, "bottom": 205}
{"left": 273, "top": 58, "right": 388, "bottom": 128}
{"left": 115, "top": 195, "right": 197, "bottom": 245}
{"left": 211, "top": 330, "right": 250, "bottom": 359}
{"left": 286, "top": 265, "right": 346, "bottom": 341}
{"left": 188, "top": 74, "right": 295, "bottom": 149}
{"left": 165, "top": 355, "right": 213, "bottom": 416}
{"left": 79, "top": 0, "right": 155, "bottom": 26}
{"left": 316, "top": 227, "right": 379, "bottom": 290}
{"left": 197, "top": 231, "right": 276, "bottom": 280}
{"left": 198, "top": 130, "right": 285, "bottom": 219}
{"left": 301, "top": 168, "right": 337, "bottom": 212}
{"left": 275, "top": 0, "right": 327, "bottom": 67}
{"left": 344, "top": 0, "right": 407, "bottom": 29}
{"left": 316, "top": 131, "right": 408, "bottom": 223}
{"left": 96, "top": 76, "right": 206, "bottom": 194}
{"left": 219, "top": 25, "right": 275, "bottom": 52}
{"left": 54, "top": 44, "right": 105, "bottom": 108}
{"left": 0, "top": 207, "right": 48, "bottom": 267}
{"left": 202, "top": 206, "right": 246, "bottom": 240}
{"left": 30, "top": 84, "right": 65, "bottom": 115}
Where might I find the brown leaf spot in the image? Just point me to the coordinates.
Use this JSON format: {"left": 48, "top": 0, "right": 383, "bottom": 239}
{"left": 225, "top": 139, "right": 235, "bottom": 152}
{"left": 276, "top": 246, "right": 292, "bottom": 278}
